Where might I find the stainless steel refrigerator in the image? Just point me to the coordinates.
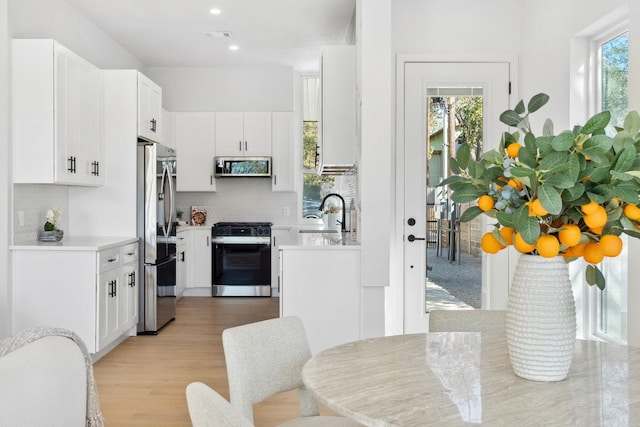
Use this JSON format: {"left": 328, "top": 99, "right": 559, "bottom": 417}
{"left": 137, "top": 142, "right": 177, "bottom": 334}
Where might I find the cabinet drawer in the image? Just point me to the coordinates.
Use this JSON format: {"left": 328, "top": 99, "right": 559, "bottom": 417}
{"left": 98, "top": 247, "right": 120, "bottom": 273}
{"left": 120, "top": 242, "right": 138, "bottom": 264}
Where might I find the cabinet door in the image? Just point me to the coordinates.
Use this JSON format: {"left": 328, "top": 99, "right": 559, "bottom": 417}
{"left": 271, "top": 112, "right": 295, "bottom": 192}
{"left": 98, "top": 268, "right": 120, "bottom": 351}
{"left": 82, "top": 66, "right": 105, "bottom": 185}
{"left": 120, "top": 262, "right": 138, "bottom": 332}
{"left": 319, "top": 46, "right": 356, "bottom": 173}
{"left": 176, "top": 231, "right": 187, "bottom": 297}
{"left": 137, "top": 73, "right": 162, "bottom": 143}
{"left": 243, "top": 112, "right": 272, "bottom": 156}
{"left": 55, "top": 45, "right": 84, "bottom": 184}
{"left": 175, "top": 113, "right": 216, "bottom": 191}
{"left": 188, "top": 229, "right": 212, "bottom": 288}
{"left": 215, "top": 112, "right": 244, "bottom": 156}
{"left": 270, "top": 229, "right": 290, "bottom": 296}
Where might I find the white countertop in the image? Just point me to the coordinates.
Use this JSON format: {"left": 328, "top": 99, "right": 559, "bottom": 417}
{"left": 278, "top": 227, "right": 360, "bottom": 250}
{"left": 11, "top": 236, "right": 138, "bottom": 251}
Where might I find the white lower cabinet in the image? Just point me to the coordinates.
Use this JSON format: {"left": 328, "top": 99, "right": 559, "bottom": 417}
{"left": 270, "top": 229, "right": 291, "bottom": 296}
{"left": 176, "top": 229, "right": 188, "bottom": 298}
{"left": 187, "top": 228, "right": 212, "bottom": 288}
{"left": 12, "top": 238, "right": 138, "bottom": 354}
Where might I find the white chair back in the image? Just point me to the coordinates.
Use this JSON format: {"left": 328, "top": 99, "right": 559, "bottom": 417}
{"left": 0, "top": 335, "right": 88, "bottom": 426}
{"left": 186, "top": 382, "right": 253, "bottom": 427}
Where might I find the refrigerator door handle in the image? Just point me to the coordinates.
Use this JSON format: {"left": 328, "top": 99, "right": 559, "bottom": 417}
{"left": 166, "top": 163, "right": 175, "bottom": 237}
{"left": 159, "top": 163, "right": 170, "bottom": 239}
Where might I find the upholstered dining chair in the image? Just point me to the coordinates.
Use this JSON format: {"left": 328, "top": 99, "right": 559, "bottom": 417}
{"left": 222, "top": 316, "right": 361, "bottom": 426}
{"left": 186, "top": 382, "right": 253, "bottom": 427}
{"left": 0, "top": 327, "right": 103, "bottom": 427}
{"left": 429, "top": 309, "right": 506, "bottom": 333}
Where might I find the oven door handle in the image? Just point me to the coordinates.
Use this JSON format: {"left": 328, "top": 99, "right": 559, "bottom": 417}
{"left": 210, "top": 237, "right": 271, "bottom": 245}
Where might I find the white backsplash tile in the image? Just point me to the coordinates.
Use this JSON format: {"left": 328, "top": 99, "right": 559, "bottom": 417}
{"left": 13, "top": 184, "right": 69, "bottom": 243}
{"left": 176, "top": 178, "right": 297, "bottom": 226}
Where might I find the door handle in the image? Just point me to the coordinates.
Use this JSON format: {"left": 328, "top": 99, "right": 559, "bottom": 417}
{"left": 407, "top": 234, "right": 425, "bottom": 242}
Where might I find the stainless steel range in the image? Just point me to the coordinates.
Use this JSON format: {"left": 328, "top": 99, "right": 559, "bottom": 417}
{"left": 211, "top": 222, "right": 272, "bottom": 297}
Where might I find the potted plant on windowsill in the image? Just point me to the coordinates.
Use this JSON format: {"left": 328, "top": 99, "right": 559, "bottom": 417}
{"left": 440, "top": 93, "right": 640, "bottom": 381}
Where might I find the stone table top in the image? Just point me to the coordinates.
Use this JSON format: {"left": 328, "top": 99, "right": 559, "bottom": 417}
{"left": 302, "top": 332, "right": 640, "bottom": 426}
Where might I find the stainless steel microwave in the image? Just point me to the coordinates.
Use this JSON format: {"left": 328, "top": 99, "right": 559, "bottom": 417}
{"left": 214, "top": 156, "right": 272, "bottom": 177}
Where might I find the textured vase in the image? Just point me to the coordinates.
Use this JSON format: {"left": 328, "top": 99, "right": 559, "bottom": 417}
{"left": 38, "top": 230, "right": 64, "bottom": 242}
{"left": 505, "top": 254, "right": 576, "bottom": 382}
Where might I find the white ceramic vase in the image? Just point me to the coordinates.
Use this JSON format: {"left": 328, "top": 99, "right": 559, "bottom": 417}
{"left": 505, "top": 254, "right": 576, "bottom": 382}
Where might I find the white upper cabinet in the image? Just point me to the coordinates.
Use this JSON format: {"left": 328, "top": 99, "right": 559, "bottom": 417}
{"left": 271, "top": 112, "right": 295, "bottom": 192}
{"left": 175, "top": 112, "right": 216, "bottom": 191}
{"left": 318, "top": 45, "right": 356, "bottom": 174}
{"left": 137, "top": 73, "right": 163, "bottom": 143}
{"left": 13, "top": 39, "right": 105, "bottom": 185}
{"left": 215, "top": 112, "right": 272, "bottom": 156}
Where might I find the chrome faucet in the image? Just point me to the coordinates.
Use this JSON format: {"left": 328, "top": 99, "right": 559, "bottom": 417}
{"left": 319, "top": 193, "right": 346, "bottom": 231}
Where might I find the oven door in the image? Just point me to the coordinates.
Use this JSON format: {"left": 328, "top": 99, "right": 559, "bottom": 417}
{"left": 211, "top": 237, "right": 271, "bottom": 296}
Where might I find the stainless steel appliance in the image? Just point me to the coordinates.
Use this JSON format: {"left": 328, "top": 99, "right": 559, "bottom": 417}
{"left": 211, "top": 222, "right": 272, "bottom": 297}
{"left": 214, "top": 156, "right": 271, "bottom": 177}
{"left": 137, "top": 142, "right": 177, "bottom": 333}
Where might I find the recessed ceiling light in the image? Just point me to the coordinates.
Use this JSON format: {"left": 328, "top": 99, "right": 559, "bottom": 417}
{"left": 229, "top": 45, "right": 239, "bottom": 51}
{"left": 209, "top": 8, "right": 221, "bottom": 15}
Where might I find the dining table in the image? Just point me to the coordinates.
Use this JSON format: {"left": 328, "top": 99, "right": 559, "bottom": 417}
{"left": 301, "top": 332, "right": 640, "bottom": 426}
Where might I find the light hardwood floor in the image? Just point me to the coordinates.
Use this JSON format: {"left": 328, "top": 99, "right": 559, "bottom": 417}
{"left": 93, "top": 296, "right": 314, "bottom": 426}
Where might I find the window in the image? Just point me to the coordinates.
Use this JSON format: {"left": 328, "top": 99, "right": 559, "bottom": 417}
{"left": 600, "top": 32, "right": 628, "bottom": 133}
{"left": 301, "top": 75, "right": 333, "bottom": 220}
{"left": 591, "top": 30, "right": 629, "bottom": 343}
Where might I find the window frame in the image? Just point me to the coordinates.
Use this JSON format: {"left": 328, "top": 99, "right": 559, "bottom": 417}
{"left": 298, "top": 72, "right": 324, "bottom": 225}
{"left": 586, "top": 24, "right": 629, "bottom": 345}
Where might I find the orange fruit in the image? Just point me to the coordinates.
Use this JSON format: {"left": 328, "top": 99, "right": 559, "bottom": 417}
{"left": 599, "top": 234, "right": 623, "bottom": 257}
{"left": 506, "top": 142, "right": 522, "bottom": 158}
{"left": 562, "top": 246, "right": 576, "bottom": 259}
{"left": 514, "top": 232, "right": 536, "bottom": 253}
{"left": 481, "top": 232, "right": 504, "bottom": 254}
{"left": 583, "top": 242, "right": 604, "bottom": 264}
{"left": 478, "top": 195, "right": 494, "bottom": 212}
{"left": 581, "top": 201, "right": 600, "bottom": 215}
{"left": 499, "top": 226, "right": 514, "bottom": 246}
{"left": 558, "top": 224, "right": 581, "bottom": 247}
{"left": 536, "top": 234, "right": 560, "bottom": 258}
{"left": 584, "top": 206, "right": 607, "bottom": 229}
{"left": 527, "top": 198, "right": 548, "bottom": 216}
{"left": 624, "top": 204, "right": 640, "bottom": 221}
{"left": 589, "top": 226, "right": 604, "bottom": 235}
{"left": 508, "top": 178, "right": 523, "bottom": 191}
{"left": 571, "top": 242, "right": 588, "bottom": 257}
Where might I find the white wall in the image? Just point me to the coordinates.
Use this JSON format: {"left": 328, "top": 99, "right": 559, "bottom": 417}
{"left": 0, "top": 0, "right": 10, "bottom": 338}
{"left": 146, "top": 66, "right": 294, "bottom": 112}
{"left": 392, "top": 0, "right": 523, "bottom": 57}
{"left": 9, "top": 0, "right": 144, "bottom": 70}
{"left": 520, "top": 0, "right": 627, "bottom": 130}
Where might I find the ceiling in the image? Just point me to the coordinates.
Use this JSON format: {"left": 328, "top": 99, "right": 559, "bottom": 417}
{"left": 65, "top": 0, "right": 356, "bottom": 71}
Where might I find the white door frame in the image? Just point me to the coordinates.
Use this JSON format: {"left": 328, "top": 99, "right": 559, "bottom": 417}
{"left": 390, "top": 54, "right": 519, "bottom": 335}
